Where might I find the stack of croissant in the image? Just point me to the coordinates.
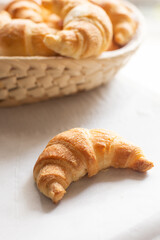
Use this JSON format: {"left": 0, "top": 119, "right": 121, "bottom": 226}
{"left": 0, "top": 0, "right": 137, "bottom": 59}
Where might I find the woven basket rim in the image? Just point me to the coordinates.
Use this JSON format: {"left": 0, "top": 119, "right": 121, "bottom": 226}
{"left": 0, "top": 1, "right": 145, "bottom": 61}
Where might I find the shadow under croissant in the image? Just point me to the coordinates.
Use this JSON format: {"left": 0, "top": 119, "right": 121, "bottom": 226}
{"left": 24, "top": 168, "right": 148, "bottom": 212}
{"left": 23, "top": 175, "right": 58, "bottom": 212}
{"left": 63, "top": 169, "right": 147, "bottom": 203}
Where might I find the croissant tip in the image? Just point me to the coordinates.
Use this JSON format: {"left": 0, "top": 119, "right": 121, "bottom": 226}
{"left": 49, "top": 182, "right": 66, "bottom": 204}
{"left": 114, "top": 32, "right": 126, "bottom": 46}
{"left": 44, "top": 34, "right": 60, "bottom": 51}
{"left": 52, "top": 191, "right": 66, "bottom": 204}
{"left": 132, "top": 158, "right": 154, "bottom": 173}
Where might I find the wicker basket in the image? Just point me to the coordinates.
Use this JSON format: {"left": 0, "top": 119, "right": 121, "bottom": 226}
{"left": 0, "top": 2, "right": 144, "bottom": 107}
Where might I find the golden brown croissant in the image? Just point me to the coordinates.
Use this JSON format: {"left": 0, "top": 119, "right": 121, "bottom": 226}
{"left": 5, "top": 0, "right": 63, "bottom": 30}
{"left": 0, "top": 11, "right": 12, "bottom": 28}
{"left": 5, "top": 0, "right": 44, "bottom": 23}
{"left": 90, "top": 0, "right": 137, "bottom": 46}
{"left": 42, "top": 0, "right": 113, "bottom": 59}
{"left": 0, "top": 19, "right": 56, "bottom": 56}
{"left": 33, "top": 128, "right": 154, "bottom": 203}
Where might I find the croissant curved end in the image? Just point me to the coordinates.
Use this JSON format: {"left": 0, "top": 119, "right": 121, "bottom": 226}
{"left": 114, "top": 32, "right": 126, "bottom": 46}
{"left": 49, "top": 182, "right": 66, "bottom": 203}
{"left": 131, "top": 158, "right": 154, "bottom": 173}
{"left": 44, "top": 32, "right": 78, "bottom": 58}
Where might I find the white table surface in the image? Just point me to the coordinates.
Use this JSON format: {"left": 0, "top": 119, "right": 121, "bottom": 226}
{"left": 0, "top": 1, "right": 160, "bottom": 240}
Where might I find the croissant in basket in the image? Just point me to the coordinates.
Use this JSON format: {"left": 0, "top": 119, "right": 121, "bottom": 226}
{"left": 0, "top": 17, "right": 56, "bottom": 56}
{"left": 0, "top": 0, "right": 65, "bottom": 56}
{"left": 90, "top": 0, "right": 137, "bottom": 46}
{"left": 5, "top": 0, "right": 44, "bottom": 23}
{"left": 0, "top": 0, "right": 138, "bottom": 58}
{"left": 33, "top": 128, "right": 154, "bottom": 203}
{"left": 43, "top": 0, "right": 113, "bottom": 59}
{"left": 5, "top": 0, "right": 63, "bottom": 29}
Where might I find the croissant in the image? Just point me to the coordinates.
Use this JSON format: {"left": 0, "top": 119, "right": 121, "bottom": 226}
{"left": 5, "top": 0, "right": 63, "bottom": 30}
{"left": 42, "top": 0, "right": 113, "bottom": 59}
{"left": 0, "top": 19, "right": 56, "bottom": 56}
{"left": 0, "top": 11, "right": 12, "bottom": 28}
{"left": 33, "top": 128, "right": 154, "bottom": 203}
{"left": 90, "top": 0, "right": 137, "bottom": 46}
{"left": 5, "top": 0, "right": 44, "bottom": 23}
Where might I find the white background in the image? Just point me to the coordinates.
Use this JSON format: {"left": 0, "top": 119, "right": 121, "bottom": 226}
{"left": 0, "top": 1, "right": 160, "bottom": 240}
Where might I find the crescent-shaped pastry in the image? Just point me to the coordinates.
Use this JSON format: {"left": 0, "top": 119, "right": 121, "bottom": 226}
{"left": 43, "top": 0, "right": 113, "bottom": 59}
{"left": 90, "top": 0, "right": 137, "bottom": 46}
{"left": 33, "top": 128, "right": 154, "bottom": 203}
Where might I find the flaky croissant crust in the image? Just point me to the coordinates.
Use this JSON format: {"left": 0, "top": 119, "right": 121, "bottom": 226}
{"left": 33, "top": 128, "right": 154, "bottom": 203}
{"left": 0, "top": 18, "right": 56, "bottom": 56}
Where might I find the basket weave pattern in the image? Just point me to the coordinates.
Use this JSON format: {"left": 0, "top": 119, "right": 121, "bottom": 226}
{"left": 0, "top": 53, "right": 132, "bottom": 107}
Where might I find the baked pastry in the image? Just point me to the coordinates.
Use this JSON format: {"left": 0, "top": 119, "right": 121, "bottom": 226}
{"left": 43, "top": 0, "right": 113, "bottom": 59}
{"left": 0, "top": 19, "right": 56, "bottom": 56}
{"left": 0, "top": 10, "right": 12, "bottom": 28}
{"left": 90, "top": 0, "right": 137, "bottom": 46}
{"left": 33, "top": 128, "right": 154, "bottom": 203}
{"left": 5, "top": 0, "right": 63, "bottom": 29}
{"left": 5, "top": 0, "right": 44, "bottom": 23}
